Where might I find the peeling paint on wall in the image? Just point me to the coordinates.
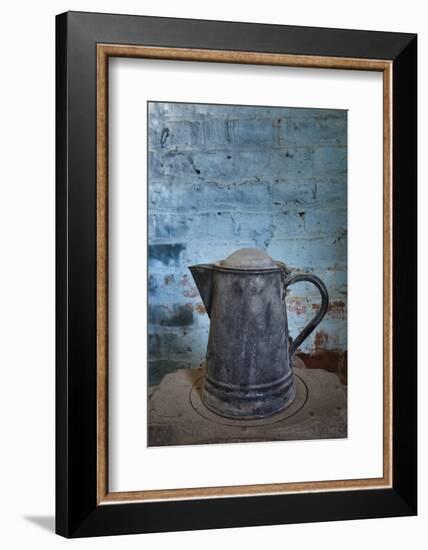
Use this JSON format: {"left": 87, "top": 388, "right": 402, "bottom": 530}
{"left": 148, "top": 102, "right": 347, "bottom": 386}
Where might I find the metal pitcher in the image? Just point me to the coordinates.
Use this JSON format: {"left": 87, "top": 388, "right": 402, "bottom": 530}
{"left": 189, "top": 248, "right": 329, "bottom": 419}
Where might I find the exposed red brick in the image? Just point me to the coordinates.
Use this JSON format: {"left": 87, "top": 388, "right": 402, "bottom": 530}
{"left": 312, "top": 300, "right": 346, "bottom": 319}
{"left": 194, "top": 302, "right": 206, "bottom": 314}
{"left": 314, "top": 329, "right": 329, "bottom": 349}
{"left": 183, "top": 288, "right": 199, "bottom": 297}
{"left": 179, "top": 274, "right": 191, "bottom": 287}
{"left": 286, "top": 298, "right": 306, "bottom": 315}
{"left": 180, "top": 274, "right": 200, "bottom": 297}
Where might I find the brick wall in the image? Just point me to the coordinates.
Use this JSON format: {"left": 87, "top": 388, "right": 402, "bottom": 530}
{"left": 148, "top": 102, "right": 347, "bottom": 386}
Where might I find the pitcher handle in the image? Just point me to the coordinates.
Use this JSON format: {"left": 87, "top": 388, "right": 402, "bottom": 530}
{"left": 283, "top": 273, "right": 329, "bottom": 358}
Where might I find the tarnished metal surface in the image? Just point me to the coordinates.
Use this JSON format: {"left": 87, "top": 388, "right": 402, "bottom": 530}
{"left": 189, "top": 247, "right": 329, "bottom": 419}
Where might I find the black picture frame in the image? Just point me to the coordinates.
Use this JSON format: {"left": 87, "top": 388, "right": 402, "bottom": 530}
{"left": 56, "top": 11, "right": 417, "bottom": 538}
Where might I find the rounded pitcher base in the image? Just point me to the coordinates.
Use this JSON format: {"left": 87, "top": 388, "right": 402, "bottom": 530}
{"left": 201, "top": 372, "right": 296, "bottom": 420}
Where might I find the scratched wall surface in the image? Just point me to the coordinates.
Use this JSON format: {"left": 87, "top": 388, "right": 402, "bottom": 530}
{"left": 148, "top": 102, "right": 347, "bottom": 386}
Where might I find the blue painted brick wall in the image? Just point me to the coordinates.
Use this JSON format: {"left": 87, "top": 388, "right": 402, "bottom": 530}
{"left": 148, "top": 102, "right": 347, "bottom": 386}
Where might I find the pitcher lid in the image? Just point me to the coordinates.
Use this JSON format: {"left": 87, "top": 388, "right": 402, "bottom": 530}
{"left": 216, "top": 248, "right": 281, "bottom": 270}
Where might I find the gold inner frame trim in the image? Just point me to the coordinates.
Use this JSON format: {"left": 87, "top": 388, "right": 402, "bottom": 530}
{"left": 96, "top": 44, "right": 393, "bottom": 505}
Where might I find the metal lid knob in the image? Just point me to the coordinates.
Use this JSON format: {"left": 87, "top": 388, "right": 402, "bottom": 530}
{"left": 218, "top": 248, "right": 279, "bottom": 270}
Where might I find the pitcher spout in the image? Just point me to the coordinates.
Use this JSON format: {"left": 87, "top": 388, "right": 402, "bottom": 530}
{"left": 188, "top": 264, "right": 215, "bottom": 317}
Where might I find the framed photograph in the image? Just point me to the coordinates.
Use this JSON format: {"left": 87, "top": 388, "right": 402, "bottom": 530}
{"left": 56, "top": 11, "right": 417, "bottom": 537}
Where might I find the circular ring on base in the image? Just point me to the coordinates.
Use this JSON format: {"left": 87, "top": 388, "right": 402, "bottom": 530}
{"left": 201, "top": 372, "right": 296, "bottom": 420}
